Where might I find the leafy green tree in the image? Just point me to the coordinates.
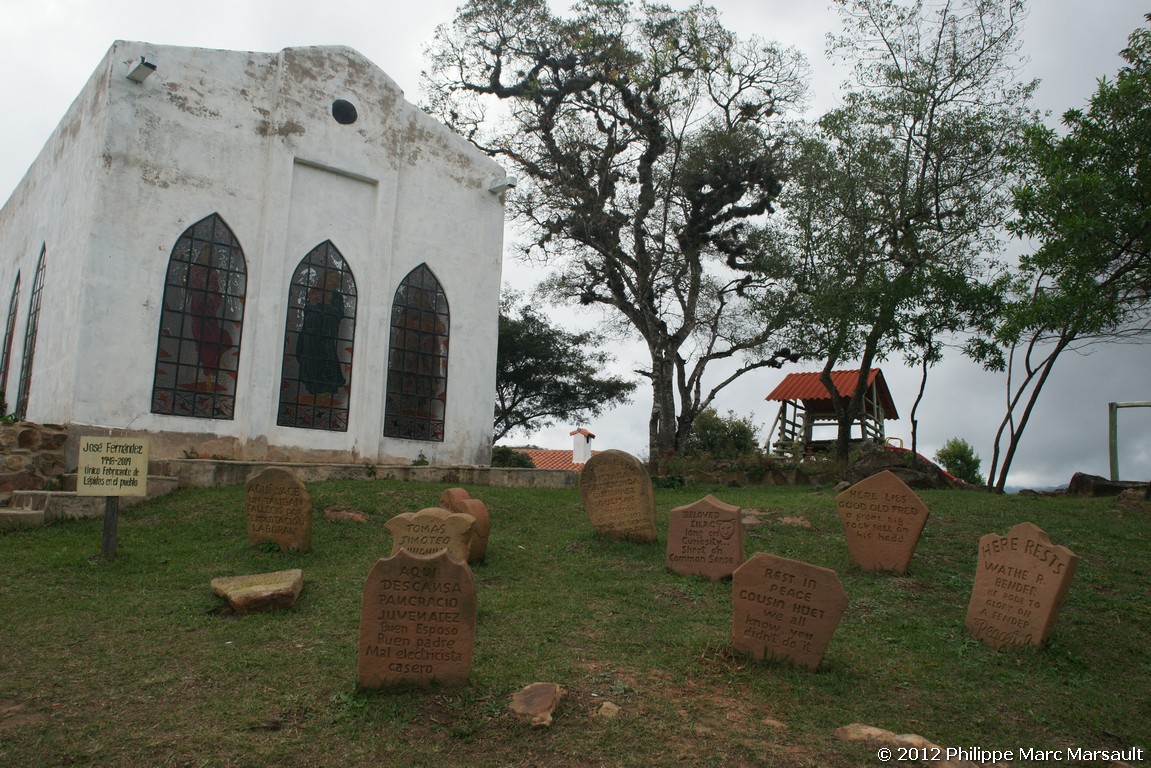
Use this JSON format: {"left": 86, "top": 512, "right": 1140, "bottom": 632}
{"left": 683, "top": 408, "right": 762, "bottom": 460}
{"left": 490, "top": 445, "right": 536, "bottom": 468}
{"left": 495, "top": 295, "right": 636, "bottom": 442}
{"left": 758, "top": 0, "right": 1032, "bottom": 463}
{"left": 424, "top": 0, "right": 807, "bottom": 462}
{"left": 977, "top": 14, "right": 1151, "bottom": 491}
{"left": 933, "top": 437, "right": 983, "bottom": 485}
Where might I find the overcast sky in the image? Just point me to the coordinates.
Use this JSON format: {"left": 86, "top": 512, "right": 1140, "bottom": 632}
{"left": 1, "top": 0, "right": 1148, "bottom": 488}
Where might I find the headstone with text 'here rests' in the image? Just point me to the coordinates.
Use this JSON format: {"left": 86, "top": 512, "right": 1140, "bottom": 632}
{"left": 666, "top": 494, "right": 743, "bottom": 581}
{"left": 732, "top": 553, "right": 848, "bottom": 671}
{"left": 358, "top": 549, "right": 476, "bottom": 689}
{"left": 579, "top": 450, "right": 657, "bottom": 543}
{"left": 385, "top": 507, "right": 474, "bottom": 564}
{"left": 965, "top": 521, "right": 1078, "bottom": 649}
{"left": 835, "top": 470, "right": 928, "bottom": 574}
{"left": 246, "top": 467, "right": 312, "bottom": 552}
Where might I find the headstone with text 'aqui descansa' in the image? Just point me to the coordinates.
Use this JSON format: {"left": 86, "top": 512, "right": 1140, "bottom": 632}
{"left": 246, "top": 467, "right": 312, "bottom": 551}
{"left": 385, "top": 507, "right": 475, "bottom": 564}
{"left": 965, "top": 521, "right": 1078, "bottom": 649}
{"left": 439, "top": 488, "right": 490, "bottom": 563}
{"left": 732, "top": 553, "right": 848, "bottom": 671}
{"left": 835, "top": 470, "right": 928, "bottom": 574}
{"left": 579, "top": 449, "right": 657, "bottom": 543}
{"left": 666, "top": 494, "right": 743, "bottom": 581}
{"left": 358, "top": 549, "right": 476, "bottom": 689}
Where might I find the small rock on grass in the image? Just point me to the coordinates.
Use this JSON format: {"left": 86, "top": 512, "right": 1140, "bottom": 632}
{"left": 509, "top": 682, "right": 565, "bottom": 727}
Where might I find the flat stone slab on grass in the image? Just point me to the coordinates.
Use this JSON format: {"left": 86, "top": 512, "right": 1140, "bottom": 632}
{"left": 211, "top": 569, "right": 304, "bottom": 615}
{"left": 509, "top": 682, "right": 565, "bottom": 727}
{"left": 965, "top": 521, "right": 1078, "bottom": 649}
{"left": 358, "top": 549, "right": 476, "bottom": 689}
{"left": 579, "top": 450, "right": 657, "bottom": 542}
{"left": 732, "top": 553, "right": 848, "bottom": 671}
{"left": 666, "top": 494, "right": 743, "bottom": 581}
{"left": 835, "top": 470, "right": 928, "bottom": 574}
{"left": 246, "top": 467, "right": 312, "bottom": 551}
{"left": 385, "top": 507, "right": 475, "bottom": 563}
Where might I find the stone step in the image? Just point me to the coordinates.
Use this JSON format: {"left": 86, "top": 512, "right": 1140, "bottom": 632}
{"left": 0, "top": 507, "right": 46, "bottom": 529}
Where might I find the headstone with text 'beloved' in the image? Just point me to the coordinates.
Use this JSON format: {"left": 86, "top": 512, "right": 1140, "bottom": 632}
{"left": 666, "top": 494, "right": 744, "bottom": 581}
{"left": 439, "top": 488, "right": 490, "bottom": 563}
{"left": 246, "top": 467, "right": 312, "bottom": 552}
{"left": 965, "top": 521, "right": 1078, "bottom": 649}
{"left": 732, "top": 553, "right": 848, "bottom": 671}
{"left": 578, "top": 450, "right": 657, "bottom": 543}
{"left": 358, "top": 549, "right": 476, "bottom": 689}
{"left": 835, "top": 470, "right": 928, "bottom": 574}
{"left": 385, "top": 507, "right": 474, "bottom": 563}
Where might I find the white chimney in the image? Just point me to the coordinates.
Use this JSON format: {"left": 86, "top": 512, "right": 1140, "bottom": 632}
{"left": 570, "top": 428, "right": 595, "bottom": 465}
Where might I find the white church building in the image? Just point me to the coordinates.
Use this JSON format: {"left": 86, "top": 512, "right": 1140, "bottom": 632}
{"left": 0, "top": 41, "right": 508, "bottom": 466}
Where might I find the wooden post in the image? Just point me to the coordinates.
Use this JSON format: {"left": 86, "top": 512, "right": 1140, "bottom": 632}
{"left": 102, "top": 496, "right": 120, "bottom": 560}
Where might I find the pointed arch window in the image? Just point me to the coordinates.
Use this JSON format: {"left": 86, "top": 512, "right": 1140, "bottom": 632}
{"left": 0, "top": 273, "right": 20, "bottom": 402}
{"left": 277, "top": 241, "right": 357, "bottom": 431}
{"left": 15, "top": 247, "right": 45, "bottom": 419}
{"left": 383, "top": 264, "right": 449, "bottom": 442}
{"left": 151, "top": 214, "right": 247, "bottom": 419}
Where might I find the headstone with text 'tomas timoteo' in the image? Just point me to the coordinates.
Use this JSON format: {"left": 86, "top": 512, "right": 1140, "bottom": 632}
{"left": 579, "top": 450, "right": 657, "bottom": 543}
{"left": 385, "top": 507, "right": 475, "bottom": 563}
{"left": 666, "top": 494, "right": 744, "bottom": 581}
{"left": 358, "top": 549, "right": 476, "bottom": 689}
{"left": 245, "top": 467, "right": 312, "bottom": 552}
{"left": 965, "top": 521, "right": 1078, "bottom": 649}
{"left": 835, "top": 470, "right": 929, "bottom": 574}
{"left": 732, "top": 553, "right": 848, "bottom": 671}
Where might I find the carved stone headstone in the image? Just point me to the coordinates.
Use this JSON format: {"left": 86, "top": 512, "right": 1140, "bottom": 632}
{"left": 666, "top": 494, "right": 743, "bottom": 581}
{"left": 385, "top": 507, "right": 474, "bottom": 563}
{"left": 358, "top": 549, "right": 476, "bottom": 689}
{"left": 246, "top": 467, "right": 312, "bottom": 551}
{"left": 578, "top": 450, "right": 657, "bottom": 542}
{"left": 965, "top": 521, "right": 1078, "bottom": 649}
{"left": 835, "top": 470, "right": 929, "bottom": 574}
{"left": 732, "top": 553, "right": 848, "bottom": 671}
{"left": 439, "top": 488, "right": 490, "bottom": 563}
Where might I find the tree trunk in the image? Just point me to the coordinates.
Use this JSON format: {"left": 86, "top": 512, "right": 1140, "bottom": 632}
{"left": 647, "top": 350, "right": 678, "bottom": 467}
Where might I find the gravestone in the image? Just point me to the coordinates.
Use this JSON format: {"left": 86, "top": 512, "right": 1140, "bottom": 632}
{"left": 246, "top": 467, "right": 312, "bottom": 551}
{"left": 835, "top": 470, "right": 929, "bottom": 574}
{"left": 385, "top": 507, "right": 474, "bottom": 563}
{"left": 578, "top": 449, "right": 657, "bottom": 542}
{"left": 732, "top": 553, "right": 848, "bottom": 671}
{"left": 357, "top": 549, "right": 476, "bottom": 689}
{"left": 439, "top": 488, "right": 490, "bottom": 563}
{"left": 666, "top": 494, "right": 744, "bottom": 581}
{"left": 965, "top": 521, "right": 1078, "bottom": 649}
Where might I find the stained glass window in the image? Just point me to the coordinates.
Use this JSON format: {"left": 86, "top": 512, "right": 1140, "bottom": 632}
{"left": 151, "top": 214, "right": 247, "bottom": 419}
{"left": 15, "top": 247, "right": 45, "bottom": 419}
{"left": 0, "top": 273, "right": 20, "bottom": 401}
{"left": 383, "top": 264, "right": 448, "bottom": 442}
{"left": 277, "top": 241, "right": 357, "bottom": 431}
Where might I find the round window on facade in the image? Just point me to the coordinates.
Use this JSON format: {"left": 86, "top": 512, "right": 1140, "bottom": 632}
{"left": 332, "top": 99, "right": 358, "bottom": 125}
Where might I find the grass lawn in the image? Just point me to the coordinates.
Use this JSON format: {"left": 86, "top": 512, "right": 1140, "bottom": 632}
{"left": 0, "top": 479, "right": 1147, "bottom": 767}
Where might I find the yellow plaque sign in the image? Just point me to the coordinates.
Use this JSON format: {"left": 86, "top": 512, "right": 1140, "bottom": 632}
{"left": 77, "top": 437, "right": 150, "bottom": 497}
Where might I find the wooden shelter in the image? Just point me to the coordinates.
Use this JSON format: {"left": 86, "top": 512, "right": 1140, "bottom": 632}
{"left": 765, "top": 369, "right": 898, "bottom": 454}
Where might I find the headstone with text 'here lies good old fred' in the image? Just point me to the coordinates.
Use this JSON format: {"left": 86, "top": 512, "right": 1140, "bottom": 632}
{"left": 578, "top": 449, "right": 657, "bottom": 543}
{"left": 439, "top": 488, "right": 490, "bottom": 563}
{"left": 732, "top": 553, "right": 848, "bottom": 671}
{"left": 246, "top": 467, "right": 312, "bottom": 552}
{"left": 835, "top": 470, "right": 929, "bottom": 574}
{"left": 358, "top": 549, "right": 476, "bottom": 689}
{"left": 666, "top": 494, "right": 744, "bottom": 581}
{"left": 965, "top": 521, "right": 1078, "bottom": 649}
{"left": 385, "top": 507, "right": 475, "bottom": 564}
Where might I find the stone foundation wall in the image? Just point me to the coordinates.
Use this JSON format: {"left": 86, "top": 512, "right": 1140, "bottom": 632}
{"left": 0, "top": 422, "right": 69, "bottom": 495}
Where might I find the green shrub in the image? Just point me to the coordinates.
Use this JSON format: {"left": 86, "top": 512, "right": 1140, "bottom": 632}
{"left": 934, "top": 437, "right": 983, "bottom": 484}
{"left": 491, "top": 445, "right": 535, "bottom": 468}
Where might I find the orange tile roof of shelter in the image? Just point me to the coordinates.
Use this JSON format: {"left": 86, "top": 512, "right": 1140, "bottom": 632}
{"left": 765, "top": 369, "right": 899, "bottom": 420}
{"left": 514, "top": 449, "right": 600, "bottom": 472}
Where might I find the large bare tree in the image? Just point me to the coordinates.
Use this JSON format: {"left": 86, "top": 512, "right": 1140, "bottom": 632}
{"left": 423, "top": 0, "right": 807, "bottom": 462}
